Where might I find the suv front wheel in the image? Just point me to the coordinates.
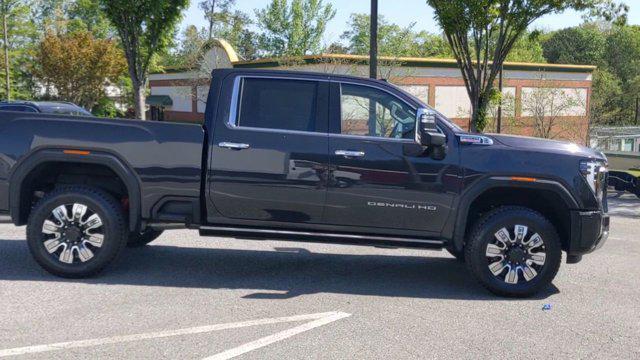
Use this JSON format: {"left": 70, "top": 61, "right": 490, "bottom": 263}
{"left": 465, "top": 206, "right": 562, "bottom": 297}
{"left": 26, "top": 186, "right": 127, "bottom": 278}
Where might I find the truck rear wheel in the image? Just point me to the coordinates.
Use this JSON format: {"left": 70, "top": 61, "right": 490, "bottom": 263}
{"left": 465, "top": 206, "right": 562, "bottom": 298}
{"left": 127, "top": 229, "right": 164, "bottom": 247}
{"left": 26, "top": 186, "right": 127, "bottom": 278}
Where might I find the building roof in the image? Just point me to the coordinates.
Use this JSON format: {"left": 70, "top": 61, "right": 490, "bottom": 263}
{"left": 153, "top": 40, "right": 597, "bottom": 75}
{"left": 233, "top": 54, "right": 597, "bottom": 73}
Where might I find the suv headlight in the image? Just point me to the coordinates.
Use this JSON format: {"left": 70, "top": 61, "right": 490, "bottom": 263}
{"left": 580, "top": 160, "right": 608, "bottom": 204}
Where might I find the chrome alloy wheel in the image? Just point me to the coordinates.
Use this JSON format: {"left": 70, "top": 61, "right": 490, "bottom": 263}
{"left": 485, "top": 225, "right": 547, "bottom": 284}
{"left": 41, "top": 203, "right": 104, "bottom": 264}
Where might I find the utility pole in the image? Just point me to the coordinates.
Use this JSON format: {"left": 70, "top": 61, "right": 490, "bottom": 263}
{"left": 369, "top": 0, "right": 378, "bottom": 79}
{"left": 636, "top": 97, "right": 640, "bottom": 125}
{"left": 496, "top": 65, "right": 503, "bottom": 133}
{"left": 2, "top": 13, "right": 10, "bottom": 101}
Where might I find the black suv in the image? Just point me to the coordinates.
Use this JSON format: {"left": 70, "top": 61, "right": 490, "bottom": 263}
{"left": 0, "top": 69, "right": 609, "bottom": 297}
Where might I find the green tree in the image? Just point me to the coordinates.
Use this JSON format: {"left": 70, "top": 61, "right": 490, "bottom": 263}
{"left": 543, "top": 25, "right": 606, "bottom": 65}
{"left": 99, "top": 0, "right": 189, "bottom": 120}
{"left": 200, "top": 1, "right": 258, "bottom": 61}
{"left": 1, "top": 0, "right": 37, "bottom": 100}
{"left": 340, "top": 14, "right": 452, "bottom": 58}
{"left": 199, "top": 0, "right": 235, "bottom": 40}
{"left": 1, "top": 0, "right": 21, "bottom": 100}
{"left": 30, "top": 0, "right": 114, "bottom": 38}
{"left": 605, "top": 25, "right": 640, "bottom": 85}
{"left": 413, "top": 31, "right": 453, "bottom": 58}
{"left": 256, "top": 0, "right": 336, "bottom": 57}
{"left": 506, "top": 31, "right": 546, "bottom": 63}
{"left": 213, "top": 9, "right": 257, "bottom": 60}
{"left": 426, "top": 0, "right": 627, "bottom": 132}
{"left": 34, "top": 30, "right": 126, "bottom": 109}
{"left": 162, "top": 25, "right": 208, "bottom": 68}
{"left": 590, "top": 68, "right": 625, "bottom": 125}
{"left": 67, "top": 0, "right": 113, "bottom": 38}
{"left": 341, "top": 14, "right": 415, "bottom": 57}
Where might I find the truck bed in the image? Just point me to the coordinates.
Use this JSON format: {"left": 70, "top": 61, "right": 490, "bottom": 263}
{"left": 0, "top": 112, "right": 205, "bottom": 221}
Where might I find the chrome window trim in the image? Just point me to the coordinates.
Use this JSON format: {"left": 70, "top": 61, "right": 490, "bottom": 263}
{"left": 225, "top": 74, "right": 447, "bottom": 143}
{"left": 329, "top": 133, "right": 416, "bottom": 143}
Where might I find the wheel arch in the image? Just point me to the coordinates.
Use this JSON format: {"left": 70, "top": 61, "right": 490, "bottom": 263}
{"left": 452, "top": 177, "right": 579, "bottom": 253}
{"left": 9, "top": 148, "right": 141, "bottom": 232}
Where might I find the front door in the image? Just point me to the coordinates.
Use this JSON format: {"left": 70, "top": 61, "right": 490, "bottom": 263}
{"left": 208, "top": 75, "right": 329, "bottom": 224}
{"left": 324, "top": 81, "right": 459, "bottom": 236}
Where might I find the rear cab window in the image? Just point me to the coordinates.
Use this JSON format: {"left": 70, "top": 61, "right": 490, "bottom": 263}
{"left": 232, "top": 77, "right": 324, "bottom": 133}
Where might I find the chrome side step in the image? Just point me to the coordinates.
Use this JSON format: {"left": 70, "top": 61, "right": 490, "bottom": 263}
{"left": 199, "top": 225, "right": 445, "bottom": 248}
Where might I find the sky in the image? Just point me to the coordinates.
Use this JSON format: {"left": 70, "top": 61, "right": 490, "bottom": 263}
{"left": 180, "top": 0, "right": 640, "bottom": 45}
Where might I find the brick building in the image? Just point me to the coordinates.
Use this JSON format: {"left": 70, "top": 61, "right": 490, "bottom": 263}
{"left": 148, "top": 39, "right": 595, "bottom": 144}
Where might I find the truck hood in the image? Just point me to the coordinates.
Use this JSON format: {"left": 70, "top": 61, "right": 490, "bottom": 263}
{"left": 487, "top": 133, "right": 606, "bottom": 160}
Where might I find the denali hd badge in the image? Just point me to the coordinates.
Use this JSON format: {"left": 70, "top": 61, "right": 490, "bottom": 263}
{"left": 367, "top": 202, "right": 437, "bottom": 211}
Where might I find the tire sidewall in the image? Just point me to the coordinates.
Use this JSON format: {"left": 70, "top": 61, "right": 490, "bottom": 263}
{"left": 467, "top": 209, "right": 562, "bottom": 297}
{"left": 27, "top": 190, "right": 125, "bottom": 277}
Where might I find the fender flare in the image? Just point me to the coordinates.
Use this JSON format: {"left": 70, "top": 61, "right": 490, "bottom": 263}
{"left": 8, "top": 148, "right": 141, "bottom": 231}
{"left": 450, "top": 176, "right": 579, "bottom": 252}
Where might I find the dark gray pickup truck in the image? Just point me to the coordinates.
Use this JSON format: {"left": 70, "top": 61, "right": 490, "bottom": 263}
{"left": 0, "top": 69, "right": 609, "bottom": 297}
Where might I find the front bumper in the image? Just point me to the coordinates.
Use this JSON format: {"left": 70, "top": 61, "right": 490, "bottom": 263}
{"left": 568, "top": 210, "right": 610, "bottom": 259}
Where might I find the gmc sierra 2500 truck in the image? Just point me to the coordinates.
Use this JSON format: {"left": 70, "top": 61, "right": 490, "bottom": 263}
{"left": 0, "top": 69, "right": 609, "bottom": 297}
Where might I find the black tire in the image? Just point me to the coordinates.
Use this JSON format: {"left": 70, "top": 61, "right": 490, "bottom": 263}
{"left": 446, "top": 248, "right": 465, "bottom": 262}
{"left": 465, "top": 206, "right": 562, "bottom": 298}
{"left": 26, "top": 186, "right": 127, "bottom": 278}
{"left": 127, "top": 229, "right": 164, "bottom": 248}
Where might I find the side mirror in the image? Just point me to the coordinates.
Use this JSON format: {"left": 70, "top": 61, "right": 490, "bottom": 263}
{"left": 415, "top": 108, "right": 446, "bottom": 147}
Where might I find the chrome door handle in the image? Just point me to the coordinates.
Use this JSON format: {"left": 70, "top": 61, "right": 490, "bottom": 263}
{"left": 219, "top": 142, "right": 250, "bottom": 150}
{"left": 335, "top": 150, "right": 365, "bottom": 158}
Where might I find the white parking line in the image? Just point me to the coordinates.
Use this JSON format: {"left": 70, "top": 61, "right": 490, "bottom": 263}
{"left": 204, "top": 311, "right": 351, "bottom": 360}
{"left": 0, "top": 311, "right": 351, "bottom": 358}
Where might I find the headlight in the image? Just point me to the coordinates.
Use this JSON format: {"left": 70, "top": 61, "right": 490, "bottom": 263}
{"left": 580, "top": 160, "right": 608, "bottom": 203}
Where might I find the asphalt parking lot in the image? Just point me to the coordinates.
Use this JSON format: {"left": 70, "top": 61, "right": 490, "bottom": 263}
{"left": 1, "top": 194, "right": 639, "bottom": 359}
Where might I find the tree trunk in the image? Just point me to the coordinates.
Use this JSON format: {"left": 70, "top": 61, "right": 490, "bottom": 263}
{"left": 133, "top": 81, "right": 146, "bottom": 120}
{"left": 3, "top": 14, "right": 10, "bottom": 101}
{"left": 470, "top": 93, "right": 489, "bottom": 133}
{"left": 208, "top": 0, "right": 216, "bottom": 40}
{"left": 470, "top": 107, "right": 479, "bottom": 133}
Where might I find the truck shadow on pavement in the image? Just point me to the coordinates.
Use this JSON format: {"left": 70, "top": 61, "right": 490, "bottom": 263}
{"left": 0, "top": 239, "right": 559, "bottom": 301}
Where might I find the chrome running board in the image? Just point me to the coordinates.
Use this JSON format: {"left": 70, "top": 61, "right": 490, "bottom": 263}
{"left": 199, "top": 225, "right": 445, "bottom": 249}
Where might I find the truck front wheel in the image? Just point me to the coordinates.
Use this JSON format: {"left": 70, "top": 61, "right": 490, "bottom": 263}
{"left": 26, "top": 186, "right": 127, "bottom": 278}
{"left": 465, "top": 206, "right": 562, "bottom": 298}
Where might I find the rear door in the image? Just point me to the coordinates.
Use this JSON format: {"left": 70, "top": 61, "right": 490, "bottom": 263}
{"left": 324, "top": 80, "right": 459, "bottom": 236}
{"left": 208, "top": 75, "right": 330, "bottom": 224}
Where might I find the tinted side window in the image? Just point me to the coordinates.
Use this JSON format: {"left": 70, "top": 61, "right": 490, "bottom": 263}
{"left": 0, "top": 105, "right": 37, "bottom": 112}
{"left": 340, "top": 84, "right": 416, "bottom": 139}
{"left": 43, "top": 106, "right": 92, "bottom": 116}
{"left": 237, "top": 78, "right": 318, "bottom": 132}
